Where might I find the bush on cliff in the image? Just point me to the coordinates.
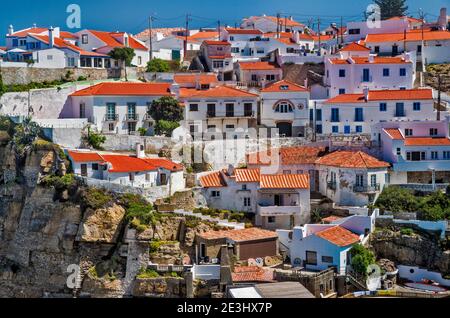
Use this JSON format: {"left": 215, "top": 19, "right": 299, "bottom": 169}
{"left": 82, "top": 188, "right": 114, "bottom": 210}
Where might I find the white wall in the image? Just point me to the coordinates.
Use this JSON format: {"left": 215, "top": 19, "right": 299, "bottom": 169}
{"left": 398, "top": 265, "right": 450, "bottom": 287}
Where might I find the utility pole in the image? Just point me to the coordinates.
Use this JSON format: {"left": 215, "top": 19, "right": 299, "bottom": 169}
{"left": 284, "top": 16, "right": 288, "bottom": 33}
{"left": 437, "top": 74, "right": 442, "bottom": 121}
{"left": 317, "top": 17, "right": 321, "bottom": 56}
{"left": 148, "top": 16, "right": 155, "bottom": 61}
{"left": 340, "top": 16, "right": 344, "bottom": 46}
{"left": 184, "top": 14, "right": 190, "bottom": 59}
{"left": 276, "top": 13, "right": 281, "bottom": 38}
{"left": 217, "top": 20, "right": 221, "bottom": 40}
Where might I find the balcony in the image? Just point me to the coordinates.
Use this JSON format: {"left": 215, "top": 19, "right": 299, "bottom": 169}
{"left": 104, "top": 114, "right": 119, "bottom": 122}
{"left": 257, "top": 205, "right": 301, "bottom": 217}
{"left": 353, "top": 184, "right": 381, "bottom": 193}
{"left": 207, "top": 111, "right": 256, "bottom": 118}
{"left": 124, "top": 114, "right": 139, "bottom": 122}
{"left": 327, "top": 181, "right": 337, "bottom": 190}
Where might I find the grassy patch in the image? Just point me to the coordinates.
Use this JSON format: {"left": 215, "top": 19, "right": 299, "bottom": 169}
{"left": 41, "top": 173, "right": 77, "bottom": 190}
{"left": 400, "top": 228, "right": 415, "bottom": 236}
{"left": 82, "top": 188, "right": 114, "bottom": 210}
{"left": 149, "top": 240, "right": 178, "bottom": 254}
{"left": 137, "top": 268, "right": 160, "bottom": 279}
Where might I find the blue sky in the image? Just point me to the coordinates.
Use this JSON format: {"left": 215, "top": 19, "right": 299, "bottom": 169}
{"left": 0, "top": 0, "right": 447, "bottom": 44}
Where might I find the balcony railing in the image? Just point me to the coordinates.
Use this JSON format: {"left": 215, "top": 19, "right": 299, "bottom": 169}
{"left": 327, "top": 181, "right": 337, "bottom": 190}
{"left": 257, "top": 205, "right": 301, "bottom": 217}
{"left": 207, "top": 111, "right": 256, "bottom": 118}
{"left": 353, "top": 184, "right": 381, "bottom": 193}
{"left": 104, "top": 114, "right": 119, "bottom": 122}
{"left": 124, "top": 114, "right": 139, "bottom": 122}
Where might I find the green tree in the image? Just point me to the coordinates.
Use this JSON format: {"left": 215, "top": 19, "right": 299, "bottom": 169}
{"left": 149, "top": 96, "right": 184, "bottom": 122}
{"left": 350, "top": 245, "right": 376, "bottom": 275}
{"left": 375, "top": 186, "right": 419, "bottom": 213}
{"left": 146, "top": 58, "right": 170, "bottom": 72}
{"left": 154, "top": 120, "right": 180, "bottom": 137}
{"left": 419, "top": 191, "right": 450, "bottom": 221}
{"left": 11, "top": 117, "right": 42, "bottom": 158}
{"left": 108, "top": 47, "right": 136, "bottom": 81}
{"left": 374, "top": 0, "right": 408, "bottom": 20}
{"left": 83, "top": 128, "right": 106, "bottom": 150}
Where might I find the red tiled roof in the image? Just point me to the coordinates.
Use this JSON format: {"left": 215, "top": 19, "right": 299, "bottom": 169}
{"left": 339, "top": 42, "right": 370, "bottom": 52}
{"left": 384, "top": 128, "right": 404, "bottom": 140}
{"left": 264, "top": 32, "right": 294, "bottom": 39}
{"left": 29, "top": 34, "right": 109, "bottom": 57}
{"left": 136, "top": 27, "right": 184, "bottom": 39}
{"left": 404, "top": 137, "right": 450, "bottom": 146}
{"left": 208, "top": 54, "right": 232, "bottom": 59}
{"left": 189, "top": 31, "right": 220, "bottom": 40}
{"left": 179, "top": 85, "right": 258, "bottom": 99}
{"left": 141, "top": 158, "right": 184, "bottom": 172}
{"left": 260, "top": 174, "right": 310, "bottom": 189}
{"left": 68, "top": 151, "right": 104, "bottom": 163}
{"left": 264, "top": 16, "right": 305, "bottom": 27}
{"left": 226, "top": 28, "right": 263, "bottom": 35}
{"left": 276, "top": 37, "right": 297, "bottom": 45}
{"left": 261, "top": 80, "right": 308, "bottom": 93}
{"left": 366, "top": 30, "right": 450, "bottom": 43}
{"left": 387, "top": 16, "right": 423, "bottom": 23}
{"left": 248, "top": 146, "right": 327, "bottom": 166}
{"left": 329, "top": 56, "right": 409, "bottom": 65}
{"left": 60, "top": 31, "right": 78, "bottom": 39}
{"left": 89, "top": 30, "right": 147, "bottom": 50}
{"left": 324, "top": 89, "right": 433, "bottom": 103}
{"left": 232, "top": 266, "right": 275, "bottom": 283}
{"left": 101, "top": 155, "right": 156, "bottom": 173}
{"left": 322, "top": 216, "right": 344, "bottom": 224}
{"left": 203, "top": 40, "right": 231, "bottom": 46}
{"left": 70, "top": 82, "right": 172, "bottom": 97}
{"left": 235, "top": 169, "right": 261, "bottom": 183}
{"left": 173, "top": 73, "right": 218, "bottom": 85}
{"left": 8, "top": 27, "right": 48, "bottom": 37}
{"left": 199, "top": 171, "right": 227, "bottom": 188}
{"left": 316, "top": 226, "right": 360, "bottom": 247}
{"left": 311, "top": 34, "right": 334, "bottom": 42}
{"left": 238, "top": 61, "right": 279, "bottom": 71}
{"left": 198, "top": 227, "right": 278, "bottom": 242}
{"left": 316, "top": 151, "right": 390, "bottom": 169}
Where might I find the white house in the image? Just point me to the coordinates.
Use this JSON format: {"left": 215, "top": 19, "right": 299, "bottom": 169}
{"left": 179, "top": 84, "right": 258, "bottom": 137}
{"left": 316, "top": 150, "right": 390, "bottom": 207}
{"left": 324, "top": 49, "right": 415, "bottom": 98}
{"left": 234, "top": 61, "right": 283, "bottom": 88}
{"left": 241, "top": 15, "right": 307, "bottom": 33}
{"left": 380, "top": 116, "right": 450, "bottom": 186}
{"left": 199, "top": 41, "right": 234, "bottom": 80}
{"left": 317, "top": 88, "right": 436, "bottom": 141}
{"left": 69, "top": 82, "right": 172, "bottom": 135}
{"left": 260, "top": 80, "right": 310, "bottom": 137}
{"left": 278, "top": 214, "right": 374, "bottom": 274}
{"left": 199, "top": 166, "right": 311, "bottom": 229}
{"left": 345, "top": 17, "right": 414, "bottom": 43}
{"left": 68, "top": 146, "right": 185, "bottom": 193}
{"left": 75, "top": 29, "right": 149, "bottom": 67}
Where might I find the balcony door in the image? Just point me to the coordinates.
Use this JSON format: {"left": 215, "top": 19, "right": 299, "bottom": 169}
{"left": 127, "top": 103, "right": 136, "bottom": 120}
{"left": 106, "top": 103, "right": 116, "bottom": 121}
{"left": 274, "top": 194, "right": 283, "bottom": 206}
{"left": 362, "top": 69, "right": 370, "bottom": 82}
{"left": 226, "top": 104, "right": 234, "bottom": 117}
{"left": 207, "top": 104, "right": 216, "bottom": 117}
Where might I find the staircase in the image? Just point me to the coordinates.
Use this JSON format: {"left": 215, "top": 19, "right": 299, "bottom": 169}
{"left": 346, "top": 272, "right": 368, "bottom": 292}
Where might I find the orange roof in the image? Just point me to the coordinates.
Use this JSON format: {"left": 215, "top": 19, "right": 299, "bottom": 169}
{"left": 276, "top": 37, "right": 297, "bottom": 45}
{"left": 70, "top": 82, "right": 172, "bottom": 97}
{"left": 173, "top": 73, "right": 218, "bottom": 85}
{"left": 339, "top": 42, "right": 371, "bottom": 52}
{"left": 199, "top": 171, "right": 227, "bottom": 188}
{"left": 387, "top": 16, "right": 423, "bottom": 23}
{"left": 404, "top": 137, "right": 450, "bottom": 146}
{"left": 8, "top": 27, "right": 48, "bottom": 37}
{"left": 29, "top": 34, "right": 109, "bottom": 57}
{"left": 136, "top": 27, "right": 184, "bottom": 39}
{"left": 366, "top": 30, "right": 450, "bottom": 43}
{"left": 101, "top": 155, "right": 156, "bottom": 173}
{"left": 264, "top": 16, "right": 304, "bottom": 28}
{"left": 260, "top": 174, "right": 310, "bottom": 189}
{"left": 261, "top": 80, "right": 308, "bottom": 93}
{"left": 89, "top": 30, "right": 147, "bottom": 50}
{"left": 141, "top": 158, "right": 184, "bottom": 172}
{"left": 179, "top": 85, "right": 258, "bottom": 99}
{"left": 60, "top": 31, "right": 78, "bottom": 39}
{"left": 248, "top": 146, "right": 327, "bottom": 166}
{"left": 384, "top": 128, "right": 404, "bottom": 140}
{"left": 68, "top": 151, "right": 104, "bottom": 163}
{"left": 208, "top": 54, "right": 232, "bottom": 59}
{"left": 232, "top": 266, "right": 275, "bottom": 283}
{"left": 322, "top": 216, "right": 344, "bottom": 224}
{"left": 316, "top": 151, "right": 390, "bottom": 169}
{"left": 264, "top": 32, "right": 294, "bottom": 39}
{"left": 311, "top": 34, "right": 334, "bottom": 42}
{"left": 189, "top": 31, "right": 220, "bottom": 40}
{"left": 329, "top": 56, "right": 409, "bottom": 65}
{"left": 316, "top": 226, "right": 360, "bottom": 247}
{"left": 226, "top": 28, "right": 263, "bottom": 35}
{"left": 198, "top": 227, "right": 278, "bottom": 242}
{"left": 203, "top": 40, "right": 230, "bottom": 46}
{"left": 238, "top": 61, "right": 279, "bottom": 71}
{"left": 235, "top": 169, "right": 261, "bottom": 183}
{"left": 324, "top": 89, "right": 433, "bottom": 103}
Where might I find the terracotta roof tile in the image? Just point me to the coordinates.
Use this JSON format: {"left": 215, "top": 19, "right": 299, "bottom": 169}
{"left": 316, "top": 226, "right": 360, "bottom": 247}
{"left": 199, "top": 171, "right": 227, "bottom": 188}
{"left": 235, "top": 169, "right": 261, "bottom": 183}
{"left": 203, "top": 40, "right": 230, "bottom": 46}
{"left": 141, "top": 158, "right": 184, "bottom": 172}
{"left": 179, "top": 85, "right": 258, "bottom": 98}
{"left": 264, "top": 16, "right": 305, "bottom": 27}
{"left": 366, "top": 30, "right": 450, "bottom": 43}
{"left": 68, "top": 151, "right": 104, "bottom": 163}
{"left": 70, "top": 82, "right": 172, "bottom": 97}
{"left": 404, "top": 137, "right": 450, "bottom": 146}
{"left": 8, "top": 27, "right": 48, "bottom": 37}
{"left": 232, "top": 266, "right": 275, "bottom": 283}
{"left": 384, "top": 128, "right": 404, "bottom": 140}
{"left": 248, "top": 146, "right": 327, "bottom": 166}
{"left": 316, "top": 151, "right": 390, "bottom": 169}
{"left": 260, "top": 174, "right": 310, "bottom": 189}
{"left": 226, "top": 28, "right": 263, "bottom": 35}
{"left": 339, "top": 42, "right": 371, "bottom": 52}
{"left": 173, "top": 73, "right": 218, "bottom": 85}
{"left": 198, "top": 227, "right": 278, "bottom": 242}
{"left": 324, "top": 89, "right": 433, "bottom": 103}
{"left": 322, "top": 216, "right": 344, "bottom": 224}
{"left": 101, "top": 155, "right": 157, "bottom": 173}
{"left": 238, "top": 61, "right": 279, "bottom": 71}
{"left": 261, "top": 80, "right": 308, "bottom": 93}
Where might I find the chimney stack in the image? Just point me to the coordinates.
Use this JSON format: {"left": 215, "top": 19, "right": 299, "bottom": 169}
{"left": 8, "top": 24, "right": 14, "bottom": 36}
{"left": 136, "top": 143, "right": 146, "bottom": 158}
{"left": 437, "top": 7, "right": 447, "bottom": 30}
{"left": 292, "top": 30, "right": 300, "bottom": 44}
{"left": 363, "top": 87, "right": 369, "bottom": 101}
{"left": 368, "top": 54, "right": 375, "bottom": 63}
{"left": 48, "top": 26, "right": 55, "bottom": 47}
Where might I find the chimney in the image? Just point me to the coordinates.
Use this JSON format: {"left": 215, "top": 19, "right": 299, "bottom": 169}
{"left": 227, "top": 164, "right": 235, "bottom": 176}
{"left": 8, "top": 24, "right": 14, "bottom": 36}
{"left": 292, "top": 30, "right": 300, "bottom": 44}
{"left": 304, "top": 78, "right": 308, "bottom": 88}
{"left": 363, "top": 87, "right": 369, "bottom": 101}
{"left": 48, "top": 26, "right": 55, "bottom": 47}
{"left": 437, "top": 7, "right": 447, "bottom": 30}
{"left": 368, "top": 54, "right": 375, "bottom": 63}
{"left": 32, "top": 23, "right": 37, "bottom": 29}
{"left": 136, "top": 143, "right": 146, "bottom": 158}
{"left": 170, "top": 83, "right": 180, "bottom": 96}
{"left": 404, "top": 52, "right": 411, "bottom": 62}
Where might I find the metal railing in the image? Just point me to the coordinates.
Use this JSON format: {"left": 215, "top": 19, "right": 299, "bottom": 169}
{"left": 124, "top": 113, "right": 139, "bottom": 121}
{"left": 354, "top": 184, "right": 381, "bottom": 193}
{"left": 104, "top": 114, "right": 119, "bottom": 122}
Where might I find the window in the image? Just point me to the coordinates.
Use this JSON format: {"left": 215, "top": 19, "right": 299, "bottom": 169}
{"left": 362, "top": 68, "right": 370, "bottom": 82}
{"left": 322, "top": 256, "right": 333, "bottom": 263}
{"left": 356, "top": 125, "right": 363, "bottom": 133}
{"left": 443, "top": 151, "right": 450, "bottom": 159}
{"left": 332, "top": 126, "right": 339, "bottom": 133}
{"left": 306, "top": 251, "right": 318, "bottom": 265}
{"left": 92, "top": 163, "right": 99, "bottom": 171}
{"left": 268, "top": 216, "right": 276, "bottom": 224}
{"left": 189, "top": 104, "right": 199, "bottom": 112}
{"left": 108, "top": 123, "right": 115, "bottom": 131}
{"left": 266, "top": 74, "right": 276, "bottom": 81}
{"left": 371, "top": 175, "right": 377, "bottom": 187}
{"left": 339, "top": 69, "right": 346, "bottom": 77}
{"left": 316, "top": 109, "right": 322, "bottom": 121}
{"left": 400, "top": 68, "right": 406, "bottom": 76}
{"left": 212, "top": 60, "right": 223, "bottom": 68}
{"left": 79, "top": 103, "right": 86, "bottom": 118}
{"left": 348, "top": 28, "right": 360, "bottom": 35}
{"left": 242, "top": 184, "right": 248, "bottom": 191}
{"left": 417, "top": 45, "right": 422, "bottom": 53}
{"left": 138, "top": 56, "right": 142, "bottom": 65}
{"left": 396, "top": 148, "right": 401, "bottom": 155}
{"left": 127, "top": 122, "right": 136, "bottom": 134}
{"left": 338, "top": 88, "right": 346, "bottom": 95}
{"left": 82, "top": 34, "right": 88, "bottom": 44}
{"left": 146, "top": 173, "right": 151, "bottom": 182}
{"left": 129, "top": 173, "right": 135, "bottom": 182}
{"left": 283, "top": 170, "right": 292, "bottom": 175}
{"left": 407, "top": 152, "right": 426, "bottom": 161}
{"left": 430, "top": 128, "right": 438, "bottom": 136}
{"left": 405, "top": 129, "right": 413, "bottom": 136}
{"left": 244, "top": 198, "right": 251, "bottom": 207}
{"left": 68, "top": 57, "right": 75, "bottom": 67}
{"left": 331, "top": 108, "right": 340, "bottom": 122}
{"left": 226, "top": 125, "right": 235, "bottom": 129}
{"left": 106, "top": 103, "right": 116, "bottom": 121}
{"left": 275, "top": 102, "right": 293, "bottom": 113}
{"left": 316, "top": 124, "right": 323, "bottom": 134}
{"left": 211, "top": 191, "right": 221, "bottom": 198}
{"left": 257, "top": 48, "right": 265, "bottom": 54}
{"left": 47, "top": 55, "right": 53, "bottom": 60}
{"left": 226, "top": 104, "right": 234, "bottom": 117}
{"left": 229, "top": 36, "right": 234, "bottom": 41}
{"left": 374, "top": 46, "right": 380, "bottom": 53}
{"left": 297, "top": 170, "right": 304, "bottom": 174}
{"left": 379, "top": 103, "right": 387, "bottom": 112}
{"left": 413, "top": 102, "right": 421, "bottom": 111}
{"left": 383, "top": 68, "right": 390, "bottom": 77}
{"left": 231, "top": 47, "right": 239, "bottom": 53}
{"left": 356, "top": 175, "right": 364, "bottom": 187}
{"left": 127, "top": 103, "right": 136, "bottom": 120}
{"left": 355, "top": 108, "right": 364, "bottom": 122}
{"left": 395, "top": 103, "right": 405, "bottom": 117}
{"left": 431, "top": 151, "right": 438, "bottom": 160}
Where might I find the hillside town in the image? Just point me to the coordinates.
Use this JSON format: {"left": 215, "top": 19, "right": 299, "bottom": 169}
{"left": 0, "top": 0, "right": 449, "bottom": 300}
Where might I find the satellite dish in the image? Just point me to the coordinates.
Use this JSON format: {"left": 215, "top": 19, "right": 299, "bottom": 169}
{"left": 255, "top": 258, "right": 264, "bottom": 267}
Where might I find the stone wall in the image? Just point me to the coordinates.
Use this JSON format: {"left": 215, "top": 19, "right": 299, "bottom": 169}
{"left": 0, "top": 67, "right": 121, "bottom": 85}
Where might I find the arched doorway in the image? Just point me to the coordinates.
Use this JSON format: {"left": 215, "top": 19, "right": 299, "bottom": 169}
{"left": 277, "top": 122, "right": 292, "bottom": 137}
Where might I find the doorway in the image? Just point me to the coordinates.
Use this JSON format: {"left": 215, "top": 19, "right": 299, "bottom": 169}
{"left": 277, "top": 122, "right": 293, "bottom": 137}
